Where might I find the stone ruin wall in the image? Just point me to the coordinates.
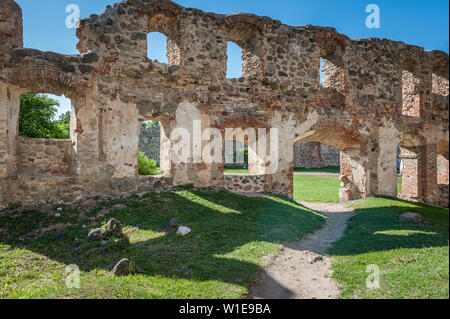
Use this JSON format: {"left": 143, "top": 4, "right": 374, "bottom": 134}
{"left": 16, "top": 137, "right": 72, "bottom": 176}
{"left": 0, "top": 0, "right": 448, "bottom": 209}
{"left": 438, "top": 184, "right": 449, "bottom": 207}
{"left": 293, "top": 142, "right": 340, "bottom": 168}
{"left": 139, "top": 126, "right": 340, "bottom": 168}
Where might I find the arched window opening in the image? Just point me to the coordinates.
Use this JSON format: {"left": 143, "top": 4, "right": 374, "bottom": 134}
{"left": 19, "top": 93, "right": 71, "bottom": 140}
{"left": 396, "top": 146, "right": 403, "bottom": 196}
{"left": 398, "top": 145, "right": 421, "bottom": 201}
{"left": 319, "top": 57, "right": 325, "bottom": 86}
{"left": 226, "top": 41, "right": 243, "bottom": 79}
{"left": 319, "top": 42, "right": 345, "bottom": 90}
{"left": 436, "top": 141, "right": 449, "bottom": 207}
{"left": 224, "top": 140, "right": 248, "bottom": 174}
{"left": 437, "top": 148, "right": 449, "bottom": 186}
{"left": 147, "top": 32, "right": 169, "bottom": 64}
{"left": 402, "top": 58, "right": 423, "bottom": 117}
{"left": 138, "top": 120, "right": 163, "bottom": 176}
{"left": 17, "top": 93, "right": 73, "bottom": 176}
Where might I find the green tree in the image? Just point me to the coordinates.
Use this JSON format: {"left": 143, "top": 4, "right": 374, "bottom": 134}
{"left": 19, "top": 94, "right": 70, "bottom": 139}
{"left": 55, "top": 111, "right": 71, "bottom": 139}
{"left": 58, "top": 111, "right": 70, "bottom": 125}
{"left": 141, "top": 121, "right": 161, "bottom": 129}
{"left": 138, "top": 151, "right": 158, "bottom": 175}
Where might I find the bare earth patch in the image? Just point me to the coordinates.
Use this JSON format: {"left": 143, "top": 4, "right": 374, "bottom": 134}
{"left": 249, "top": 202, "right": 355, "bottom": 299}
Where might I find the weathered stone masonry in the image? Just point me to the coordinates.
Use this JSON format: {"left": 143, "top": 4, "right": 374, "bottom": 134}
{"left": 140, "top": 126, "right": 340, "bottom": 168}
{"left": 0, "top": 0, "right": 448, "bottom": 209}
{"left": 139, "top": 126, "right": 161, "bottom": 164}
{"left": 293, "top": 142, "right": 339, "bottom": 168}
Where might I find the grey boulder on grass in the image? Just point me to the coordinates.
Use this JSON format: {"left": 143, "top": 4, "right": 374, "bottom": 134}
{"left": 106, "top": 218, "right": 123, "bottom": 237}
{"left": 163, "top": 218, "right": 181, "bottom": 232}
{"left": 88, "top": 227, "right": 108, "bottom": 241}
{"left": 88, "top": 218, "right": 123, "bottom": 241}
{"left": 176, "top": 226, "right": 192, "bottom": 237}
{"left": 110, "top": 259, "right": 135, "bottom": 276}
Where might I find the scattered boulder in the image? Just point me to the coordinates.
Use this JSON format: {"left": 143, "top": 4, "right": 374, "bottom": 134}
{"left": 399, "top": 212, "right": 426, "bottom": 225}
{"left": 110, "top": 259, "right": 135, "bottom": 276}
{"left": 163, "top": 218, "right": 181, "bottom": 232}
{"left": 88, "top": 227, "right": 108, "bottom": 241}
{"left": 309, "top": 255, "right": 324, "bottom": 264}
{"left": 176, "top": 226, "right": 192, "bottom": 237}
{"left": 88, "top": 218, "right": 124, "bottom": 241}
{"left": 106, "top": 218, "right": 123, "bottom": 237}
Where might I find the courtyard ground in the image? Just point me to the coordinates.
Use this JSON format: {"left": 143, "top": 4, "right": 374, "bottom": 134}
{"left": 0, "top": 188, "right": 324, "bottom": 299}
{"left": 0, "top": 176, "right": 447, "bottom": 299}
{"left": 293, "top": 176, "right": 341, "bottom": 202}
{"left": 250, "top": 201, "right": 355, "bottom": 299}
{"left": 329, "top": 197, "right": 449, "bottom": 299}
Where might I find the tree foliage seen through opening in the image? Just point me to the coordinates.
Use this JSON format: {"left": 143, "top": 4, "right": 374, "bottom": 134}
{"left": 19, "top": 94, "right": 70, "bottom": 139}
{"left": 138, "top": 151, "right": 158, "bottom": 175}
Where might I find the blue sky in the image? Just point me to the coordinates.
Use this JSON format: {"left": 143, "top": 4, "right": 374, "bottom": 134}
{"left": 15, "top": 0, "right": 449, "bottom": 117}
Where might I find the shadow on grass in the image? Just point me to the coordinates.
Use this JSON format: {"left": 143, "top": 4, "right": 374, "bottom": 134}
{"left": 328, "top": 200, "right": 449, "bottom": 257}
{"left": 0, "top": 189, "right": 325, "bottom": 298}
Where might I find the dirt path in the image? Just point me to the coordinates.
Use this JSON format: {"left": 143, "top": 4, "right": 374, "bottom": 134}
{"left": 249, "top": 202, "right": 355, "bottom": 299}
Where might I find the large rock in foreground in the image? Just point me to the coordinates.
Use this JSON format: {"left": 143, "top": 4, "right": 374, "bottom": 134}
{"left": 163, "top": 218, "right": 181, "bottom": 232}
{"left": 88, "top": 228, "right": 108, "bottom": 241}
{"left": 106, "top": 218, "right": 123, "bottom": 237}
{"left": 110, "top": 259, "right": 135, "bottom": 276}
{"left": 176, "top": 226, "right": 192, "bottom": 237}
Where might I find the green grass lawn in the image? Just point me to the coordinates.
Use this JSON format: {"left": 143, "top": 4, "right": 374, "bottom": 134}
{"left": 0, "top": 188, "right": 324, "bottom": 299}
{"left": 223, "top": 167, "right": 249, "bottom": 174}
{"left": 223, "top": 167, "right": 342, "bottom": 203}
{"left": 294, "top": 175, "right": 341, "bottom": 203}
{"left": 2, "top": 173, "right": 445, "bottom": 299}
{"left": 294, "top": 166, "right": 340, "bottom": 174}
{"left": 223, "top": 166, "right": 340, "bottom": 175}
{"left": 329, "top": 197, "right": 449, "bottom": 299}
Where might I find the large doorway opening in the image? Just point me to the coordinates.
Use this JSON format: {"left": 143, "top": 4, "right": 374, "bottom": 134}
{"left": 292, "top": 142, "right": 341, "bottom": 202}
{"left": 138, "top": 120, "right": 162, "bottom": 176}
{"left": 224, "top": 139, "right": 248, "bottom": 175}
